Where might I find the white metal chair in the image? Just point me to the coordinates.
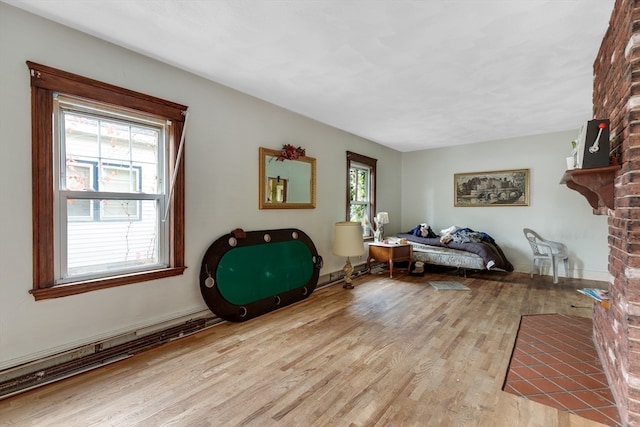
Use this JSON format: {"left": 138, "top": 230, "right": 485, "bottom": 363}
{"left": 523, "top": 228, "right": 569, "bottom": 284}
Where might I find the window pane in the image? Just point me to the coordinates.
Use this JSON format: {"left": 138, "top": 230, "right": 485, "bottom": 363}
{"left": 349, "top": 169, "right": 357, "bottom": 202}
{"left": 66, "top": 161, "right": 93, "bottom": 191}
{"left": 64, "top": 113, "right": 99, "bottom": 191}
{"left": 350, "top": 204, "right": 365, "bottom": 223}
{"left": 66, "top": 198, "right": 161, "bottom": 278}
{"left": 100, "top": 120, "right": 132, "bottom": 162}
{"left": 131, "top": 126, "right": 160, "bottom": 194}
{"left": 100, "top": 199, "right": 140, "bottom": 220}
{"left": 63, "top": 110, "right": 160, "bottom": 195}
{"left": 100, "top": 165, "right": 140, "bottom": 193}
{"left": 350, "top": 167, "right": 369, "bottom": 202}
{"left": 64, "top": 112, "right": 99, "bottom": 159}
{"left": 67, "top": 199, "right": 92, "bottom": 220}
{"left": 357, "top": 170, "right": 368, "bottom": 201}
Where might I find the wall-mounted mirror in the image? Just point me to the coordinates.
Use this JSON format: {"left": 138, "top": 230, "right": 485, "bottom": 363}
{"left": 259, "top": 147, "right": 316, "bottom": 209}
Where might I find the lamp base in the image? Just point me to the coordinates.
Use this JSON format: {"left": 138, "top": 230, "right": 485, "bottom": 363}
{"left": 342, "top": 256, "right": 355, "bottom": 289}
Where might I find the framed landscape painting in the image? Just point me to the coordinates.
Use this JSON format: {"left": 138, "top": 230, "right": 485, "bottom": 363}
{"left": 454, "top": 169, "right": 529, "bottom": 207}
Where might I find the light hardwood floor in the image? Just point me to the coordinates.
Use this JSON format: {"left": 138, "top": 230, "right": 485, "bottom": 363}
{"left": 0, "top": 269, "right": 611, "bottom": 426}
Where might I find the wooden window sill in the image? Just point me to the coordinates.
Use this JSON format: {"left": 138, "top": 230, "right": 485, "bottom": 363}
{"left": 30, "top": 267, "right": 186, "bottom": 300}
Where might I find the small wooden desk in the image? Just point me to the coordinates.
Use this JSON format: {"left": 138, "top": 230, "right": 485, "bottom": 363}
{"left": 367, "top": 242, "right": 412, "bottom": 278}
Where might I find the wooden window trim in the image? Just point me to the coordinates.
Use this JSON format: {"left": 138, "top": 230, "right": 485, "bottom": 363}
{"left": 346, "top": 151, "right": 377, "bottom": 230}
{"left": 28, "top": 61, "right": 187, "bottom": 300}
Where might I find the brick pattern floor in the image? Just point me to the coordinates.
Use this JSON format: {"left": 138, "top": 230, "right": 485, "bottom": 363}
{"left": 502, "top": 314, "right": 621, "bottom": 426}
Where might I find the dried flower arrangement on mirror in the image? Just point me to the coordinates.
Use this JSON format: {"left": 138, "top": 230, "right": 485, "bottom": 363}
{"left": 277, "top": 144, "right": 306, "bottom": 161}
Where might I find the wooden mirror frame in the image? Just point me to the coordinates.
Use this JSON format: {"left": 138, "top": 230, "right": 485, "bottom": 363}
{"left": 259, "top": 147, "right": 316, "bottom": 209}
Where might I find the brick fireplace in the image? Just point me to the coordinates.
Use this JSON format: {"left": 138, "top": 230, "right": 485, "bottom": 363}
{"left": 591, "top": 0, "right": 640, "bottom": 425}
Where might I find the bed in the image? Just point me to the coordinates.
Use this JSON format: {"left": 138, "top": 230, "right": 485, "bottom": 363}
{"left": 396, "top": 225, "right": 514, "bottom": 273}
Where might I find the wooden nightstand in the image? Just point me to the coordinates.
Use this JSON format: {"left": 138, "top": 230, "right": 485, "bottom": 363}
{"left": 367, "top": 242, "right": 413, "bottom": 278}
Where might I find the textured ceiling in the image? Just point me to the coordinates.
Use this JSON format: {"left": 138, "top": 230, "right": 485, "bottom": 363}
{"left": 5, "top": 0, "right": 615, "bottom": 152}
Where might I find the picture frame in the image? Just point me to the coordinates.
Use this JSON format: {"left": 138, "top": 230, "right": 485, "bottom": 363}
{"left": 454, "top": 168, "right": 529, "bottom": 207}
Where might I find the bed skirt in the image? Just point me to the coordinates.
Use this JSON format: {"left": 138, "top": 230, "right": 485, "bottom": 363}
{"left": 409, "top": 241, "right": 487, "bottom": 270}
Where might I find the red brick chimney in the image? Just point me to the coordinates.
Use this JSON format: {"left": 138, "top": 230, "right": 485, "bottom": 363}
{"left": 592, "top": 1, "right": 640, "bottom": 425}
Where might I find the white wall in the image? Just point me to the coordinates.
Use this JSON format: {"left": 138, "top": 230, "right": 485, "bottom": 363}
{"left": 0, "top": 3, "right": 609, "bottom": 371}
{"left": 400, "top": 131, "right": 609, "bottom": 280}
{"left": 0, "top": 4, "right": 402, "bottom": 369}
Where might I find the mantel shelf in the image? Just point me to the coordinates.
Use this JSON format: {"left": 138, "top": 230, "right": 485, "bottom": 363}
{"left": 559, "top": 165, "right": 619, "bottom": 213}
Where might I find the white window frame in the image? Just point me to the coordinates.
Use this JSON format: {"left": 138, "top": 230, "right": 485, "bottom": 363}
{"left": 54, "top": 95, "right": 170, "bottom": 283}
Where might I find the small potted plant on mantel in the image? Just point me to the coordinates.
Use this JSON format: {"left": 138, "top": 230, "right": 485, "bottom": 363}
{"left": 566, "top": 140, "right": 578, "bottom": 170}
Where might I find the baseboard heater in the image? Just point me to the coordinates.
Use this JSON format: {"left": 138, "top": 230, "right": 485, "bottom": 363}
{"left": 0, "top": 270, "right": 360, "bottom": 400}
{"left": 0, "top": 314, "right": 221, "bottom": 400}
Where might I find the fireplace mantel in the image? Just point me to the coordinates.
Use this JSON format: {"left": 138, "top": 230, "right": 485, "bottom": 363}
{"left": 559, "top": 165, "right": 619, "bottom": 214}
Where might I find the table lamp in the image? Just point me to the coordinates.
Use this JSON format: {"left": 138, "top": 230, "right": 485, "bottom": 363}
{"left": 333, "top": 221, "right": 365, "bottom": 289}
{"left": 375, "top": 212, "right": 389, "bottom": 241}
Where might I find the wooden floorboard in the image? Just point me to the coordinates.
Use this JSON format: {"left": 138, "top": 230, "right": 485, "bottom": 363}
{"left": 0, "top": 269, "right": 612, "bottom": 426}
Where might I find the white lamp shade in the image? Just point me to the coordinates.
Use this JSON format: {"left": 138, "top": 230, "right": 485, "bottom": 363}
{"left": 333, "top": 221, "right": 365, "bottom": 257}
{"left": 376, "top": 212, "right": 389, "bottom": 224}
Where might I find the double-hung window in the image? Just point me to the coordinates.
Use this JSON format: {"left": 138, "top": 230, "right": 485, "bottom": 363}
{"left": 57, "top": 97, "right": 165, "bottom": 279}
{"left": 346, "top": 151, "right": 377, "bottom": 238}
{"left": 29, "top": 62, "right": 187, "bottom": 300}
